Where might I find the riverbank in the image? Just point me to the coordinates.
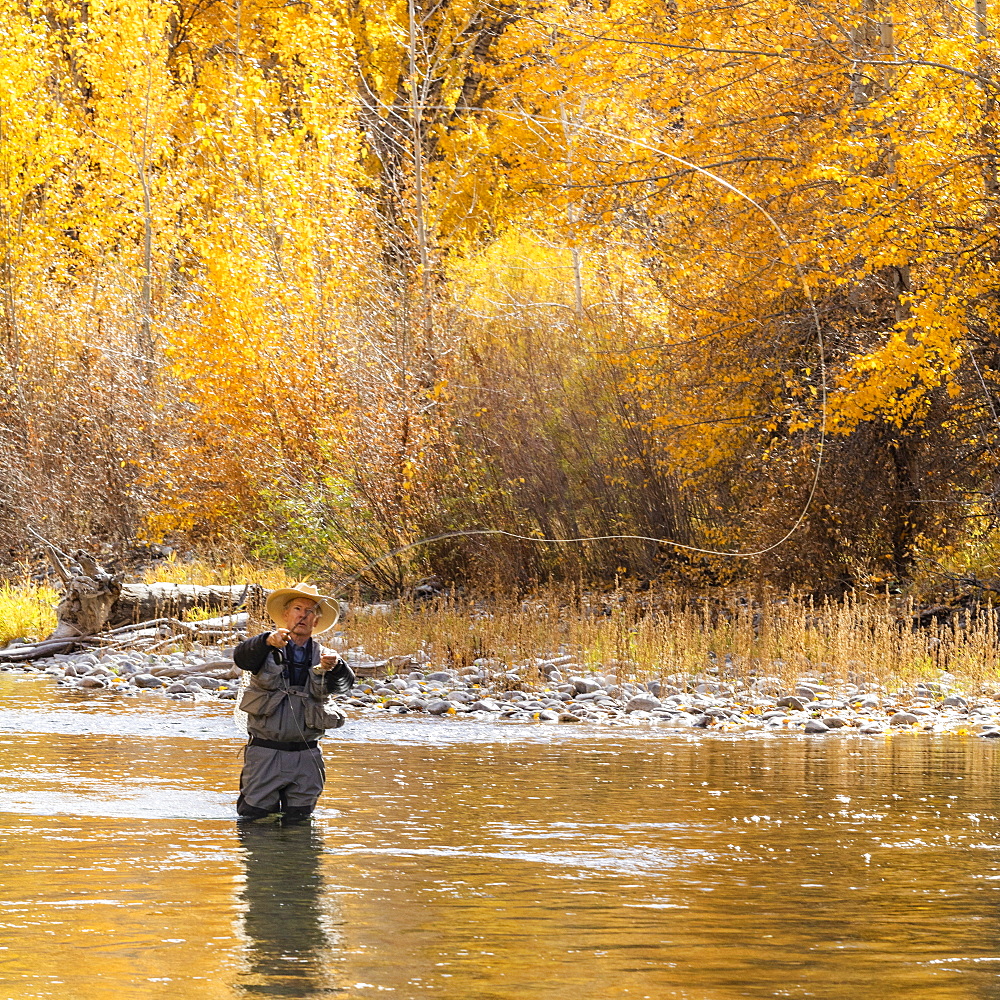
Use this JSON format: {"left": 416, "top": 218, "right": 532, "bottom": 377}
{"left": 7, "top": 640, "right": 1000, "bottom": 737}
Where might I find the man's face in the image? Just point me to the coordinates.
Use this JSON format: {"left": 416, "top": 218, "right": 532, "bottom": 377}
{"left": 282, "top": 598, "right": 321, "bottom": 641}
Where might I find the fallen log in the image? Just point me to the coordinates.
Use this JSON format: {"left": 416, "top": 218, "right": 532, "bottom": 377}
{"left": 107, "top": 583, "right": 254, "bottom": 628}
{"left": 0, "top": 535, "right": 263, "bottom": 662}
{"left": 0, "top": 636, "right": 100, "bottom": 662}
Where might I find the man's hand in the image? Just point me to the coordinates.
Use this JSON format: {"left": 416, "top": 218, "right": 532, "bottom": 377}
{"left": 315, "top": 653, "right": 339, "bottom": 673}
{"left": 266, "top": 629, "right": 291, "bottom": 648}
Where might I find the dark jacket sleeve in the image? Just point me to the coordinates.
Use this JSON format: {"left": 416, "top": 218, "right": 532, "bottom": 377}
{"left": 233, "top": 632, "right": 274, "bottom": 674}
{"left": 325, "top": 657, "right": 355, "bottom": 695}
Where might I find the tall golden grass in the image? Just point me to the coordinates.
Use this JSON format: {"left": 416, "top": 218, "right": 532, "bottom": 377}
{"left": 136, "top": 557, "right": 296, "bottom": 590}
{"left": 0, "top": 582, "right": 60, "bottom": 645}
{"left": 345, "top": 589, "right": 1000, "bottom": 692}
{"left": 4, "top": 574, "right": 999, "bottom": 696}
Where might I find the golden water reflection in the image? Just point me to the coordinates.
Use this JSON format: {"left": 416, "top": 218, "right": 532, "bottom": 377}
{"left": 1, "top": 675, "right": 1000, "bottom": 998}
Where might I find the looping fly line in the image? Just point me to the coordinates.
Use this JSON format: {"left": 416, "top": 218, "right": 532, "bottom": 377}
{"left": 333, "top": 109, "right": 827, "bottom": 591}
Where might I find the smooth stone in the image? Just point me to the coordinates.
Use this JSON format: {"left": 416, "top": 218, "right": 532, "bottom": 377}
{"left": 942, "top": 695, "right": 967, "bottom": 708}
{"left": 803, "top": 719, "right": 830, "bottom": 733}
{"left": 980, "top": 729, "right": 1000, "bottom": 739}
{"left": 426, "top": 699, "right": 453, "bottom": 715}
{"left": 890, "top": 712, "right": 920, "bottom": 726}
{"left": 469, "top": 699, "right": 499, "bottom": 712}
{"left": 778, "top": 695, "right": 806, "bottom": 710}
{"left": 558, "top": 712, "right": 582, "bottom": 723}
{"left": 625, "top": 694, "right": 661, "bottom": 713}
{"left": 426, "top": 671, "right": 453, "bottom": 682}
{"left": 572, "top": 677, "right": 601, "bottom": 694}
{"left": 537, "top": 709, "right": 560, "bottom": 722}
{"left": 858, "top": 722, "right": 885, "bottom": 734}
{"left": 822, "top": 717, "right": 849, "bottom": 728}
{"left": 132, "top": 674, "right": 165, "bottom": 688}
{"left": 78, "top": 676, "right": 106, "bottom": 689}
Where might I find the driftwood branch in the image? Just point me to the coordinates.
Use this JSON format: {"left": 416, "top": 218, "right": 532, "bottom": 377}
{"left": 43, "top": 545, "right": 72, "bottom": 584}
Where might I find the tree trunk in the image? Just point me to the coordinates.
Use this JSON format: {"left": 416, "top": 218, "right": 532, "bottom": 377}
{"left": 107, "top": 583, "right": 254, "bottom": 628}
{"left": 49, "top": 549, "right": 124, "bottom": 638}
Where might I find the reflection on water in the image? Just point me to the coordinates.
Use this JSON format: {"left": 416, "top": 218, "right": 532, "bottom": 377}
{"left": 4, "top": 674, "right": 1000, "bottom": 998}
{"left": 238, "top": 822, "right": 341, "bottom": 997}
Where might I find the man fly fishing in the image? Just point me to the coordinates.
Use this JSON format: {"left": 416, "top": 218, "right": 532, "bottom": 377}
{"left": 233, "top": 582, "right": 355, "bottom": 822}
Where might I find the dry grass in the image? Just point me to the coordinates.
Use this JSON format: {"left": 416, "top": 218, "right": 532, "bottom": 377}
{"left": 345, "top": 588, "right": 1000, "bottom": 693}
{"left": 137, "top": 557, "right": 297, "bottom": 590}
{"left": 5, "top": 570, "right": 999, "bottom": 697}
{"left": 0, "top": 582, "right": 60, "bottom": 645}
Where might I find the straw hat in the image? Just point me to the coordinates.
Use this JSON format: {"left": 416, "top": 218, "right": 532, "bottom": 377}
{"left": 265, "top": 582, "right": 340, "bottom": 633}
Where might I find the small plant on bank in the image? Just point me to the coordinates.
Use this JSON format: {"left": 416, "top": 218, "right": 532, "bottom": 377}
{"left": 0, "top": 581, "right": 60, "bottom": 646}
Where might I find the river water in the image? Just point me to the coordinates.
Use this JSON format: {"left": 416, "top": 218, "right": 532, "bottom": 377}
{"left": 2, "top": 673, "right": 1000, "bottom": 999}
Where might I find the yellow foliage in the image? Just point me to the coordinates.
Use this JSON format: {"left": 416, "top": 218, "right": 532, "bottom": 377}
{"left": 0, "top": 583, "right": 59, "bottom": 646}
{"left": 4, "top": 0, "right": 1000, "bottom": 585}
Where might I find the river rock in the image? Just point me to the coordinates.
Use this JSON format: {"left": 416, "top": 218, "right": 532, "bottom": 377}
{"left": 778, "top": 695, "right": 806, "bottom": 710}
{"left": 471, "top": 699, "right": 501, "bottom": 713}
{"left": 558, "top": 712, "right": 581, "bottom": 722}
{"left": 149, "top": 666, "right": 185, "bottom": 677}
{"left": 132, "top": 674, "right": 165, "bottom": 688}
{"left": 573, "top": 677, "right": 602, "bottom": 694}
{"left": 78, "top": 676, "right": 106, "bottom": 689}
{"left": 625, "top": 694, "right": 661, "bottom": 713}
{"left": 822, "top": 717, "right": 849, "bottom": 728}
{"left": 803, "top": 719, "right": 829, "bottom": 733}
{"left": 537, "top": 709, "right": 560, "bottom": 722}
{"left": 426, "top": 671, "right": 453, "bottom": 682}
{"left": 188, "top": 676, "right": 223, "bottom": 689}
{"left": 426, "top": 699, "right": 452, "bottom": 715}
{"left": 890, "top": 712, "right": 920, "bottom": 726}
